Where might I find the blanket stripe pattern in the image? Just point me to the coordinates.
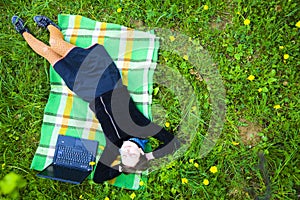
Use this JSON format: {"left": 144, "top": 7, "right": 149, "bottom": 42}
{"left": 30, "top": 14, "right": 159, "bottom": 190}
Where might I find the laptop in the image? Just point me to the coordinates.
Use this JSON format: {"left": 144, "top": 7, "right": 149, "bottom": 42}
{"left": 37, "top": 135, "right": 98, "bottom": 184}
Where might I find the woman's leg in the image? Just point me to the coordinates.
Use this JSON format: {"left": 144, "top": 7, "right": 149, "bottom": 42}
{"left": 48, "top": 25, "right": 76, "bottom": 57}
{"left": 23, "top": 32, "right": 61, "bottom": 66}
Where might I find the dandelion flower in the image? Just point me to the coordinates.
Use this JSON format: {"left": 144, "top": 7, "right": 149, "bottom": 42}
{"left": 169, "top": 36, "right": 175, "bottom": 42}
{"left": 181, "top": 178, "right": 188, "bottom": 184}
{"left": 258, "top": 88, "right": 262, "bottom": 93}
{"left": 247, "top": 75, "right": 255, "bottom": 81}
{"left": 203, "top": 179, "right": 209, "bottom": 185}
{"left": 165, "top": 122, "right": 170, "bottom": 128}
{"left": 194, "top": 162, "right": 199, "bottom": 168}
{"left": 296, "top": 21, "right": 300, "bottom": 28}
{"left": 99, "top": 145, "right": 105, "bottom": 150}
{"left": 139, "top": 181, "right": 144, "bottom": 186}
{"left": 274, "top": 104, "right": 281, "bottom": 109}
{"left": 183, "top": 55, "right": 189, "bottom": 60}
{"left": 117, "top": 8, "right": 122, "bottom": 13}
{"left": 244, "top": 19, "right": 251, "bottom": 25}
{"left": 104, "top": 197, "right": 110, "bottom": 200}
{"left": 191, "top": 106, "right": 197, "bottom": 111}
{"left": 130, "top": 192, "right": 136, "bottom": 199}
{"left": 189, "top": 158, "right": 194, "bottom": 163}
{"left": 89, "top": 161, "right": 96, "bottom": 166}
{"left": 79, "top": 195, "right": 83, "bottom": 199}
{"left": 283, "top": 54, "right": 289, "bottom": 60}
{"left": 209, "top": 166, "right": 218, "bottom": 173}
{"left": 232, "top": 141, "right": 240, "bottom": 146}
{"left": 203, "top": 5, "right": 209, "bottom": 10}
{"left": 279, "top": 46, "right": 284, "bottom": 50}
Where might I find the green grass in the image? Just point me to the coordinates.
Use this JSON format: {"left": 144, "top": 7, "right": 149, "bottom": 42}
{"left": 1, "top": 0, "right": 299, "bottom": 199}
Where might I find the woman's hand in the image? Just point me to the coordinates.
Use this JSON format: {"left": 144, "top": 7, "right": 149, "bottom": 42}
{"left": 145, "top": 152, "right": 155, "bottom": 161}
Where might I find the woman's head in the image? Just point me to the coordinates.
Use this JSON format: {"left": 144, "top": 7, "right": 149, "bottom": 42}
{"left": 121, "top": 154, "right": 149, "bottom": 174}
{"left": 119, "top": 140, "right": 143, "bottom": 167}
{"left": 119, "top": 138, "right": 149, "bottom": 172}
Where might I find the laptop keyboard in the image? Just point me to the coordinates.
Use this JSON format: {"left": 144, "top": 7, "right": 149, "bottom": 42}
{"left": 55, "top": 145, "right": 94, "bottom": 171}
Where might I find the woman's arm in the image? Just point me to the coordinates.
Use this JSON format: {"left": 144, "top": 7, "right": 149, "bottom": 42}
{"left": 90, "top": 86, "right": 181, "bottom": 160}
{"left": 149, "top": 128, "right": 181, "bottom": 159}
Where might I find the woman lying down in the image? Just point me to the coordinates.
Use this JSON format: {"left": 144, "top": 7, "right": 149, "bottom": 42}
{"left": 12, "top": 15, "right": 181, "bottom": 183}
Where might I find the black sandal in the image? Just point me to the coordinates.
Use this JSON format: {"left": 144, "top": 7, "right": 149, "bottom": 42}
{"left": 33, "top": 15, "right": 61, "bottom": 30}
{"left": 11, "top": 16, "right": 30, "bottom": 35}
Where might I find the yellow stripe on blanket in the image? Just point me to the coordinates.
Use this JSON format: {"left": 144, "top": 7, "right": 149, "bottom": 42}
{"left": 70, "top": 15, "right": 82, "bottom": 44}
{"left": 59, "top": 92, "right": 74, "bottom": 135}
{"left": 88, "top": 117, "right": 99, "bottom": 140}
{"left": 97, "top": 22, "right": 107, "bottom": 45}
{"left": 122, "top": 29, "right": 134, "bottom": 86}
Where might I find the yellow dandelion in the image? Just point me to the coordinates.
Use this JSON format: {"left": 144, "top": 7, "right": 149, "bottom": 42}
{"left": 169, "top": 36, "right": 175, "bottom": 42}
{"left": 244, "top": 19, "right": 251, "bottom": 25}
{"left": 258, "top": 88, "right": 262, "bottom": 93}
{"left": 79, "top": 195, "right": 83, "bottom": 199}
{"left": 191, "top": 106, "right": 197, "bottom": 111}
{"left": 194, "top": 162, "right": 199, "bottom": 168}
{"left": 296, "top": 21, "right": 300, "bottom": 28}
{"left": 203, "top": 179, "right": 209, "bottom": 185}
{"left": 209, "top": 166, "right": 218, "bottom": 173}
{"left": 279, "top": 46, "right": 284, "bottom": 50}
{"left": 183, "top": 55, "right": 189, "bottom": 60}
{"left": 247, "top": 75, "right": 255, "bottom": 81}
{"left": 130, "top": 192, "right": 136, "bottom": 199}
{"left": 99, "top": 145, "right": 105, "bottom": 150}
{"left": 104, "top": 197, "right": 110, "bottom": 200}
{"left": 181, "top": 178, "right": 188, "bottom": 184}
{"left": 203, "top": 5, "right": 209, "bottom": 10}
{"left": 189, "top": 158, "right": 194, "bottom": 163}
{"left": 283, "top": 54, "right": 289, "bottom": 60}
{"left": 165, "top": 122, "right": 170, "bottom": 128}
{"left": 117, "top": 8, "right": 122, "bottom": 13}
{"left": 274, "top": 104, "right": 281, "bottom": 109}
{"left": 232, "top": 141, "right": 240, "bottom": 146}
{"left": 139, "top": 181, "right": 144, "bottom": 186}
{"left": 89, "top": 161, "right": 96, "bottom": 166}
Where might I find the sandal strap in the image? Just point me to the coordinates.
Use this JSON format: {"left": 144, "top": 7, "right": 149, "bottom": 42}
{"left": 11, "top": 16, "right": 30, "bottom": 35}
{"left": 34, "top": 16, "right": 61, "bottom": 30}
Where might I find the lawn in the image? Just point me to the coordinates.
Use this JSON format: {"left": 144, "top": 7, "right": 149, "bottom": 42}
{"left": 0, "top": 0, "right": 299, "bottom": 199}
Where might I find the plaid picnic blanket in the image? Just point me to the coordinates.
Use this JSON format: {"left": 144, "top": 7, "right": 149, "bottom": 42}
{"left": 30, "top": 14, "right": 159, "bottom": 190}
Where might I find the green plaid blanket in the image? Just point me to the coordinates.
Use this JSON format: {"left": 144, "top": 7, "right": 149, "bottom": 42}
{"left": 30, "top": 14, "right": 159, "bottom": 190}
